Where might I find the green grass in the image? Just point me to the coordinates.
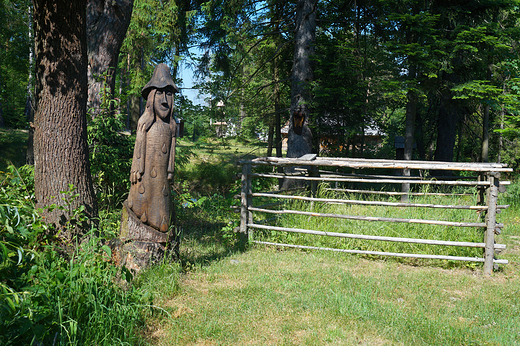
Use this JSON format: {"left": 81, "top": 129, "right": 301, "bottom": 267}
{"left": 251, "top": 185, "right": 498, "bottom": 265}
{"left": 175, "top": 137, "right": 270, "bottom": 196}
{"left": 2, "top": 129, "right": 519, "bottom": 344}
{"left": 144, "top": 246, "right": 520, "bottom": 345}
{"left": 140, "top": 145, "right": 520, "bottom": 345}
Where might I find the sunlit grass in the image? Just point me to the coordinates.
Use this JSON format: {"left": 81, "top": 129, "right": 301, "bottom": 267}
{"left": 252, "top": 183, "right": 507, "bottom": 268}
{"left": 146, "top": 246, "right": 520, "bottom": 345}
{"left": 141, "top": 146, "right": 520, "bottom": 345}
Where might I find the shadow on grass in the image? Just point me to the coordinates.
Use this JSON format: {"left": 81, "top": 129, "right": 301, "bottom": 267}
{"left": 177, "top": 213, "right": 241, "bottom": 272}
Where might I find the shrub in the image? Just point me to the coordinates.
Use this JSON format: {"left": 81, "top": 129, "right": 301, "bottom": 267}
{"left": 0, "top": 165, "right": 150, "bottom": 345}
{"left": 87, "top": 94, "right": 133, "bottom": 211}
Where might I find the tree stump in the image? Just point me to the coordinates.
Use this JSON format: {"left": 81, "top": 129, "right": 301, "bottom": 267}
{"left": 113, "top": 201, "right": 176, "bottom": 272}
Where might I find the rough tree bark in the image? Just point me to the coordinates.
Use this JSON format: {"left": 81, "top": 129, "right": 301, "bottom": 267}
{"left": 434, "top": 84, "right": 459, "bottom": 174}
{"left": 274, "top": 49, "right": 283, "bottom": 159}
{"left": 286, "top": 0, "right": 316, "bottom": 159}
{"left": 87, "top": 0, "right": 134, "bottom": 116}
{"left": 25, "top": 4, "right": 35, "bottom": 164}
{"left": 33, "top": 0, "right": 98, "bottom": 235}
{"left": 481, "top": 60, "right": 492, "bottom": 163}
{"left": 401, "top": 63, "right": 417, "bottom": 201}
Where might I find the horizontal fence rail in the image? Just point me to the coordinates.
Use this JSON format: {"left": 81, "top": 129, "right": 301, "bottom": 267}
{"left": 250, "top": 156, "right": 513, "bottom": 172}
{"left": 251, "top": 192, "right": 510, "bottom": 211}
{"left": 239, "top": 156, "right": 512, "bottom": 275}
{"left": 252, "top": 241, "right": 509, "bottom": 264}
{"left": 248, "top": 206, "right": 502, "bottom": 228}
{"left": 248, "top": 224, "right": 507, "bottom": 251}
{"left": 250, "top": 172, "right": 510, "bottom": 186}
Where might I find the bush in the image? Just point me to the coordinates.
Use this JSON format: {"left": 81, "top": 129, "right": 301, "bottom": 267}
{"left": 0, "top": 165, "right": 150, "bottom": 345}
{"left": 87, "top": 97, "right": 134, "bottom": 211}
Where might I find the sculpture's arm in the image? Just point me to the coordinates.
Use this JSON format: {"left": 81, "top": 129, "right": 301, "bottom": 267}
{"left": 130, "top": 113, "right": 154, "bottom": 184}
{"left": 168, "top": 121, "right": 177, "bottom": 182}
{"left": 168, "top": 137, "right": 176, "bottom": 182}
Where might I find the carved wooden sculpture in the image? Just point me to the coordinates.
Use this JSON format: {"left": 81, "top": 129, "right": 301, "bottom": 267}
{"left": 127, "top": 63, "right": 179, "bottom": 232}
{"left": 116, "top": 64, "right": 180, "bottom": 270}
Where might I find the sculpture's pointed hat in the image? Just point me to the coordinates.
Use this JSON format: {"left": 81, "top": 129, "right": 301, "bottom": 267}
{"left": 141, "top": 63, "right": 180, "bottom": 100}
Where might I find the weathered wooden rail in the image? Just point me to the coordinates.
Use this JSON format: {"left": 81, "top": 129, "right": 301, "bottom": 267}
{"left": 239, "top": 156, "right": 512, "bottom": 275}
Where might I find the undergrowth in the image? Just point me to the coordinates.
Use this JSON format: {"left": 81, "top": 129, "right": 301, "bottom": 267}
{"left": 0, "top": 165, "right": 152, "bottom": 345}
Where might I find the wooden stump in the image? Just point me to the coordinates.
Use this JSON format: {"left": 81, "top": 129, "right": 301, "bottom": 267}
{"left": 112, "top": 201, "right": 176, "bottom": 272}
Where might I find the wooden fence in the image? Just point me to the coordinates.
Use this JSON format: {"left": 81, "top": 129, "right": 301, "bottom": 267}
{"left": 239, "top": 155, "right": 513, "bottom": 275}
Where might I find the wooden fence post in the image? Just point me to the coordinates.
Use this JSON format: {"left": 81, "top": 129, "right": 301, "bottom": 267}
{"left": 240, "top": 162, "right": 252, "bottom": 250}
{"left": 483, "top": 173, "right": 498, "bottom": 275}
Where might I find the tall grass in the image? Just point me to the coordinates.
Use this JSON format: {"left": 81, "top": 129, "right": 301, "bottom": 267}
{"left": 253, "top": 183, "right": 499, "bottom": 267}
{"left": 0, "top": 165, "right": 151, "bottom": 345}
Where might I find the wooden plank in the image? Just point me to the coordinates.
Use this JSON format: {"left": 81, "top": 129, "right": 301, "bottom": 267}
{"left": 484, "top": 179, "right": 499, "bottom": 275}
{"left": 252, "top": 156, "right": 510, "bottom": 169}
{"left": 240, "top": 162, "right": 252, "bottom": 248}
{"left": 253, "top": 241, "right": 509, "bottom": 264}
{"left": 252, "top": 192, "right": 489, "bottom": 210}
{"left": 247, "top": 156, "right": 513, "bottom": 172}
{"left": 248, "top": 224, "right": 507, "bottom": 250}
{"left": 248, "top": 207, "right": 499, "bottom": 228}
{"left": 299, "top": 153, "right": 317, "bottom": 160}
{"left": 318, "top": 171, "right": 479, "bottom": 181}
{"left": 250, "top": 173, "right": 492, "bottom": 186}
{"left": 326, "top": 188, "right": 472, "bottom": 197}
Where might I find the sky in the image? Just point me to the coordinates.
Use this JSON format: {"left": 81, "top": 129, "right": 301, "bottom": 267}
{"left": 177, "top": 49, "right": 208, "bottom": 106}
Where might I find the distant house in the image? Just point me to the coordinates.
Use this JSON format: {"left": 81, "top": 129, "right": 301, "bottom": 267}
{"left": 280, "top": 119, "right": 384, "bottom": 154}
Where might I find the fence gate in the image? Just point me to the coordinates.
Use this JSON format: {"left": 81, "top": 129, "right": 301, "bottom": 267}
{"left": 239, "top": 156, "right": 512, "bottom": 275}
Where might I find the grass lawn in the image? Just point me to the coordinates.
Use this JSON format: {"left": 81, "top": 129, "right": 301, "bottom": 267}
{"left": 142, "top": 193, "right": 520, "bottom": 345}
{"left": 143, "top": 246, "right": 520, "bottom": 345}
{"left": 136, "top": 137, "right": 520, "bottom": 346}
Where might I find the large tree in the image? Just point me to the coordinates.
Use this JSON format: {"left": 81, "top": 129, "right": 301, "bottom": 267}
{"left": 33, "top": 0, "right": 97, "bottom": 235}
{"left": 87, "top": 0, "right": 134, "bottom": 115}
{"left": 286, "top": 0, "right": 316, "bottom": 159}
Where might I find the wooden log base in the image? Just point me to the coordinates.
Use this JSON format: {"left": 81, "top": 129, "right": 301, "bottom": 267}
{"left": 112, "top": 201, "right": 172, "bottom": 272}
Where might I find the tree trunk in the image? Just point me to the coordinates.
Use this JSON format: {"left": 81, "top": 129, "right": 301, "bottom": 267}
{"left": 401, "top": 64, "right": 417, "bottom": 201}
{"left": 286, "top": 0, "right": 316, "bottom": 159}
{"left": 481, "top": 103, "right": 489, "bottom": 162}
{"left": 274, "top": 92, "right": 283, "bottom": 159}
{"left": 415, "top": 110, "right": 425, "bottom": 160}
{"left": 26, "top": 4, "right": 35, "bottom": 164}
{"left": 33, "top": 0, "right": 98, "bottom": 236}
{"left": 498, "top": 83, "right": 506, "bottom": 163}
{"left": 481, "top": 61, "right": 492, "bottom": 163}
{"left": 433, "top": 86, "right": 459, "bottom": 177}
{"left": 267, "top": 120, "right": 274, "bottom": 157}
{"left": 87, "top": 0, "right": 134, "bottom": 116}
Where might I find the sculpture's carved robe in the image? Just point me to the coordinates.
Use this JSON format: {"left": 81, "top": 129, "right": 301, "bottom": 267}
{"left": 128, "top": 111, "right": 176, "bottom": 233}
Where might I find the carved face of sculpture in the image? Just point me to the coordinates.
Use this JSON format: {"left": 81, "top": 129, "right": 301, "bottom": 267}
{"left": 154, "top": 88, "right": 174, "bottom": 120}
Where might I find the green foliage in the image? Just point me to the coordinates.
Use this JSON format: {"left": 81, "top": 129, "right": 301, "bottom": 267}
{"left": 0, "top": 165, "right": 150, "bottom": 345}
{"left": 177, "top": 95, "right": 213, "bottom": 141}
{"left": 87, "top": 92, "right": 134, "bottom": 210}
{"left": 0, "top": 129, "right": 29, "bottom": 171}
{"left": 0, "top": 0, "right": 31, "bottom": 129}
